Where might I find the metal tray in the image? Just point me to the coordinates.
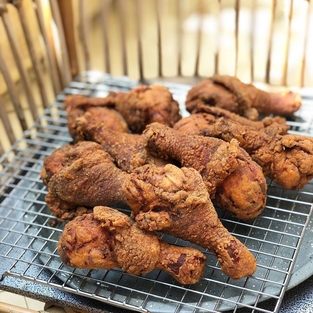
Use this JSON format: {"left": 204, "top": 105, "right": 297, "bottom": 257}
{"left": 1, "top": 72, "right": 313, "bottom": 313}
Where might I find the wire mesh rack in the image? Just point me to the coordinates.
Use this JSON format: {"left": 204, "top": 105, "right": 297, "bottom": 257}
{"left": 1, "top": 72, "right": 313, "bottom": 313}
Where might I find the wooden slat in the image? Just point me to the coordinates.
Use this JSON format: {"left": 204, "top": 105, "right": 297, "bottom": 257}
{"left": 249, "top": 0, "right": 257, "bottom": 83}
{"left": 78, "top": 0, "right": 90, "bottom": 71}
{"left": 1, "top": 8, "right": 38, "bottom": 121}
{"left": 34, "top": 0, "right": 62, "bottom": 95}
{"left": 265, "top": 0, "right": 277, "bottom": 84}
{"left": 0, "top": 46, "right": 28, "bottom": 131}
{"left": 176, "top": 0, "right": 182, "bottom": 77}
{"left": 16, "top": 0, "right": 49, "bottom": 108}
{"left": 214, "top": 0, "right": 222, "bottom": 75}
{"left": 135, "top": 0, "right": 144, "bottom": 81}
{"left": 100, "top": 0, "right": 112, "bottom": 74}
{"left": 57, "top": 0, "right": 79, "bottom": 78}
{"left": 117, "top": 0, "right": 128, "bottom": 77}
{"left": 49, "top": 0, "right": 72, "bottom": 86}
{"left": 0, "top": 94, "right": 16, "bottom": 145}
{"left": 155, "top": 0, "right": 162, "bottom": 78}
{"left": 282, "top": 0, "right": 293, "bottom": 86}
{"left": 234, "top": 0, "right": 240, "bottom": 77}
{"left": 300, "top": 0, "right": 312, "bottom": 87}
{"left": 194, "top": 0, "right": 204, "bottom": 77}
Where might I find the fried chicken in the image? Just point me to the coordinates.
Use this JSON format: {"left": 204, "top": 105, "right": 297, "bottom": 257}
{"left": 186, "top": 75, "right": 301, "bottom": 120}
{"left": 64, "top": 84, "right": 182, "bottom": 134}
{"left": 44, "top": 142, "right": 256, "bottom": 279}
{"left": 143, "top": 123, "right": 267, "bottom": 219}
{"left": 74, "top": 116, "right": 168, "bottom": 172}
{"left": 124, "top": 163, "right": 256, "bottom": 279}
{"left": 115, "top": 84, "right": 182, "bottom": 133}
{"left": 40, "top": 141, "right": 101, "bottom": 186}
{"left": 45, "top": 142, "right": 126, "bottom": 221}
{"left": 58, "top": 206, "right": 206, "bottom": 285}
{"left": 191, "top": 105, "right": 290, "bottom": 133}
{"left": 64, "top": 95, "right": 129, "bottom": 141}
{"left": 174, "top": 113, "right": 313, "bottom": 189}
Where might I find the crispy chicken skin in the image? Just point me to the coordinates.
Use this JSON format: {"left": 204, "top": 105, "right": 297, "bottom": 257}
{"left": 174, "top": 113, "right": 313, "bottom": 189}
{"left": 114, "top": 84, "right": 182, "bottom": 133}
{"left": 64, "top": 92, "right": 118, "bottom": 111}
{"left": 45, "top": 142, "right": 126, "bottom": 221}
{"left": 143, "top": 123, "right": 267, "bottom": 219}
{"left": 74, "top": 116, "right": 168, "bottom": 172}
{"left": 186, "top": 75, "right": 301, "bottom": 120}
{"left": 191, "top": 105, "right": 290, "bottom": 133}
{"left": 64, "top": 95, "right": 129, "bottom": 141}
{"left": 64, "top": 84, "right": 182, "bottom": 134}
{"left": 123, "top": 164, "right": 256, "bottom": 279}
{"left": 44, "top": 143, "right": 256, "bottom": 279}
{"left": 40, "top": 141, "right": 101, "bottom": 186}
{"left": 58, "top": 206, "right": 206, "bottom": 285}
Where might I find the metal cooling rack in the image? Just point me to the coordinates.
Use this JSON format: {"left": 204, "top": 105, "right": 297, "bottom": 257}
{"left": 1, "top": 72, "right": 313, "bottom": 313}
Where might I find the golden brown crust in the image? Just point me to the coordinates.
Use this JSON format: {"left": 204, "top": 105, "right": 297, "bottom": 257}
{"left": 45, "top": 142, "right": 126, "bottom": 220}
{"left": 123, "top": 164, "right": 257, "bottom": 279}
{"left": 175, "top": 113, "right": 313, "bottom": 190}
{"left": 115, "top": 85, "right": 182, "bottom": 133}
{"left": 64, "top": 85, "right": 182, "bottom": 135}
{"left": 143, "top": 122, "right": 267, "bottom": 219}
{"left": 64, "top": 94, "right": 128, "bottom": 141}
{"left": 75, "top": 117, "right": 168, "bottom": 172}
{"left": 186, "top": 75, "right": 301, "bottom": 119}
{"left": 58, "top": 207, "right": 207, "bottom": 284}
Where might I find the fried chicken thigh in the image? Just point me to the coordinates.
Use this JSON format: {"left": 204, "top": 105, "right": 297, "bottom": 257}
{"left": 186, "top": 75, "right": 301, "bottom": 119}
{"left": 143, "top": 123, "right": 267, "bottom": 219}
{"left": 174, "top": 113, "right": 313, "bottom": 189}
{"left": 64, "top": 84, "right": 181, "bottom": 134}
{"left": 123, "top": 164, "right": 256, "bottom": 279}
{"left": 58, "top": 206, "right": 206, "bottom": 285}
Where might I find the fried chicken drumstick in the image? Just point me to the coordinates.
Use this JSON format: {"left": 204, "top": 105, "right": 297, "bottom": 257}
{"left": 124, "top": 163, "right": 256, "bottom": 279}
{"left": 64, "top": 84, "right": 182, "bottom": 134}
{"left": 44, "top": 142, "right": 256, "bottom": 279}
{"left": 192, "top": 105, "right": 290, "bottom": 134}
{"left": 44, "top": 142, "right": 126, "bottom": 220}
{"left": 64, "top": 95, "right": 129, "bottom": 142}
{"left": 186, "top": 75, "right": 301, "bottom": 120}
{"left": 143, "top": 123, "right": 267, "bottom": 219}
{"left": 174, "top": 113, "right": 313, "bottom": 189}
{"left": 58, "top": 206, "right": 206, "bottom": 285}
{"left": 74, "top": 116, "right": 168, "bottom": 172}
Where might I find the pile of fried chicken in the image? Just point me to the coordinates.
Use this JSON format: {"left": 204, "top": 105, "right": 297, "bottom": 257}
{"left": 41, "top": 75, "right": 312, "bottom": 285}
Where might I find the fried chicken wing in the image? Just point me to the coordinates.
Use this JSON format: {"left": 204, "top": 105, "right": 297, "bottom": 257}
{"left": 186, "top": 75, "right": 301, "bottom": 119}
{"left": 143, "top": 123, "right": 267, "bottom": 219}
{"left": 174, "top": 113, "right": 313, "bottom": 189}
{"left": 64, "top": 84, "right": 181, "bottom": 134}
{"left": 123, "top": 164, "right": 256, "bottom": 279}
{"left": 64, "top": 95, "right": 129, "bottom": 141}
{"left": 58, "top": 206, "right": 206, "bottom": 285}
